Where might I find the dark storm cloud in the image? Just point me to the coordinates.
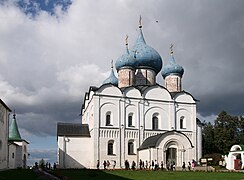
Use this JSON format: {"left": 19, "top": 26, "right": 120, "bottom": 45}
{"left": 1, "top": 0, "right": 244, "bottom": 141}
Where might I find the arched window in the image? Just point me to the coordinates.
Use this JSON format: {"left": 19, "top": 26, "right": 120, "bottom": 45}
{"left": 180, "top": 116, "right": 185, "bottom": 129}
{"left": 107, "top": 140, "right": 114, "bottom": 155}
{"left": 128, "top": 113, "right": 133, "bottom": 127}
{"left": 152, "top": 114, "right": 159, "bottom": 130}
{"left": 106, "top": 112, "right": 111, "bottom": 126}
{"left": 128, "top": 141, "right": 134, "bottom": 155}
{"left": 12, "top": 152, "right": 14, "bottom": 159}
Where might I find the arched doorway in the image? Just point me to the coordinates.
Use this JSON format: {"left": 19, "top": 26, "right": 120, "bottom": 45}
{"left": 165, "top": 142, "right": 178, "bottom": 166}
{"left": 166, "top": 148, "right": 177, "bottom": 164}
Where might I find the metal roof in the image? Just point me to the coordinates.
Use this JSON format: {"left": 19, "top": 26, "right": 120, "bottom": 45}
{"left": 57, "top": 123, "right": 90, "bottom": 137}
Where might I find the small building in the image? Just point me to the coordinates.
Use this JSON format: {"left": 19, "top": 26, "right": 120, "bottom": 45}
{"left": 225, "top": 145, "right": 244, "bottom": 170}
{"left": 57, "top": 123, "right": 91, "bottom": 168}
{"left": 0, "top": 99, "right": 11, "bottom": 170}
{"left": 8, "top": 113, "right": 29, "bottom": 169}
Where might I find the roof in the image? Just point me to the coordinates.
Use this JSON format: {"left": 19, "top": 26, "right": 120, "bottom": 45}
{"left": 138, "top": 130, "right": 194, "bottom": 150}
{"left": 9, "top": 114, "right": 22, "bottom": 141}
{"left": 103, "top": 68, "right": 118, "bottom": 86}
{"left": 0, "top": 99, "right": 12, "bottom": 112}
{"left": 57, "top": 123, "right": 91, "bottom": 137}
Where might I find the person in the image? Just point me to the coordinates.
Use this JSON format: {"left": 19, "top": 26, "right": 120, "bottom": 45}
{"left": 53, "top": 163, "right": 56, "bottom": 170}
{"left": 166, "top": 161, "right": 170, "bottom": 171}
{"left": 172, "top": 161, "right": 176, "bottom": 171}
{"left": 154, "top": 160, "right": 158, "bottom": 170}
{"left": 139, "top": 159, "right": 143, "bottom": 170}
{"left": 191, "top": 160, "right": 195, "bottom": 171}
{"left": 107, "top": 160, "right": 110, "bottom": 169}
{"left": 145, "top": 160, "right": 148, "bottom": 169}
{"left": 151, "top": 160, "right": 154, "bottom": 170}
{"left": 188, "top": 161, "right": 191, "bottom": 171}
{"left": 132, "top": 161, "right": 136, "bottom": 170}
{"left": 182, "top": 162, "right": 186, "bottom": 171}
{"left": 161, "top": 161, "right": 164, "bottom": 170}
{"left": 35, "top": 162, "right": 38, "bottom": 169}
{"left": 113, "top": 160, "right": 116, "bottom": 170}
{"left": 103, "top": 160, "right": 107, "bottom": 170}
{"left": 97, "top": 160, "right": 100, "bottom": 169}
{"left": 125, "top": 160, "right": 129, "bottom": 170}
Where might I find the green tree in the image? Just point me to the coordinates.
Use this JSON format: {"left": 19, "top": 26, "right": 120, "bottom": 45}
{"left": 214, "top": 111, "right": 239, "bottom": 154}
{"left": 202, "top": 121, "right": 216, "bottom": 154}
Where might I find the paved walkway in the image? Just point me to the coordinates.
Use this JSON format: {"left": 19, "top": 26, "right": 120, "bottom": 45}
{"left": 33, "top": 168, "right": 62, "bottom": 180}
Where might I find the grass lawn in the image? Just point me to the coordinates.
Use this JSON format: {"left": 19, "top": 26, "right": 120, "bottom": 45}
{"left": 55, "top": 169, "right": 244, "bottom": 180}
{"left": 0, "top": 169, "right": 36, "bottom": 180}
{"left": 0, "top": 169, "right": 244, "bottom": 180}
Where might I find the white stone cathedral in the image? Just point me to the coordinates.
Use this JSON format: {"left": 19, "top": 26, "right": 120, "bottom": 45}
{"left": 57, "top": 21, "right": 202, "bottom": 169}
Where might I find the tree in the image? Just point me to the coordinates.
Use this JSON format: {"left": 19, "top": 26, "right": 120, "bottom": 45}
{"left": 202, "top": 122, "right": 217, "bottom": 154}
{"left": 214, "top": 111, "right": 239, "bottom": 154}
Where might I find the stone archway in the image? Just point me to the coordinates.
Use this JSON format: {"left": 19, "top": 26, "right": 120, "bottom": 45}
{"left": 165, "top": 142, "right": 178, "bottom": 165}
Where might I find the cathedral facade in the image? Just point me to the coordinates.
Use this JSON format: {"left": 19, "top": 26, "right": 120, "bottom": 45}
{"left": 57, "top": 22, "right": 202, "bottom": 169}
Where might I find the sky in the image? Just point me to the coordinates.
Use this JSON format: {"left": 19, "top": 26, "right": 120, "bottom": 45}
{"left": 0, "top": 0, "right": 244, "bottom": 166}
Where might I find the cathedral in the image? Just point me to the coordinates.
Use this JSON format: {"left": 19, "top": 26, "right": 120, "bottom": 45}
{"left": 57, "top": 20, "right": 202, "bottom": 169}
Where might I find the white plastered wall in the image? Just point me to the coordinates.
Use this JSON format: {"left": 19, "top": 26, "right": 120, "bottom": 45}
{"left": 58, "top": 136, "right": 93, "bottom": 168}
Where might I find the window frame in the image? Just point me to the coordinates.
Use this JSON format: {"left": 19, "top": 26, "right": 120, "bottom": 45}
{"left": 152, "top": 114, "right": 159, "bottom": 130}
{"left": 106, "top": 112, "right": 112, "bottom": 126}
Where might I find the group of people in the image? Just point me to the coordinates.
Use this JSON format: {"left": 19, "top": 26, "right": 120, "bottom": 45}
{"left": 97, "top": 159, "right": 197, "bottom": 171}
{"left": 125, "top": 159, "right": 163, "bottom": 170}
{"left": 182, "top": 160, "right": 196, "bottom": 171}
{"left": 97, "top": 160, "right": 116, "bottom": 170}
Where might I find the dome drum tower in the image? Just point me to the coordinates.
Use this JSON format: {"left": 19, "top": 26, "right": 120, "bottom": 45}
{"left": 118, "top": 67, "right": 135, "bottom": 88}
{"left": 161, "top": 44, "right": 184, "bottom": 92}
{"left": 135, "top": 68, "right": 156, "bottom": 86}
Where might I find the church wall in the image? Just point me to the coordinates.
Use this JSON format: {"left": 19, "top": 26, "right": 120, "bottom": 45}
{"left": 99, "top": 132, "right": 120, "bottom": 168}
{"left": 143, "top": 87, "right": 172, "bottom": 101}
{"left": 175, "top": 107, "right": 193, "bottom": 131}
{"left": 100, "top": 99, "right": 119, "bottom": 128}
{"left": 8, "top": 144, "right": 17, "bottom": 169}
{"left": 124, "top": 88, "right": 141, "bottom": 99}
{"left": 0, "top": 103, "right": 10, "bottom": 170}
{"left": 196, "top": 124, "right": 202, "bottom": 161}
{"left": 125, "top": 101, "right": 139, "bottom": 128}
{"left": 58, "top": 136, "right": 93, "bottom": 169}
{"left": 144, "top": 103, "right": 171, "bottom": 130}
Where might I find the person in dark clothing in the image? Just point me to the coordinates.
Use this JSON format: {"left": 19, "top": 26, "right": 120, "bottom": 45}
{"left": 139, "top": 159, "right": 143, "bottom": 170}
{"left": 132, "top": 161, "right": 136, "bottom": 170}
{"left": 103, "top": 160, "right": 107, "bottom": 170}
{"left": 97, "top": 160, "right": 100, "bottom": 169}
{"left": 182, "top": 162, "right": 186, "bottom": 171}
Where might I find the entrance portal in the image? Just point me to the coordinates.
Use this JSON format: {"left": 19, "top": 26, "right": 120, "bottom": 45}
{"left": 166, "top": 148, "right": 177, "bottom": 165}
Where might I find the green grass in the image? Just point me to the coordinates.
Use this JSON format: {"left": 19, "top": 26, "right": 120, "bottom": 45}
{"left": 55, "top": 169, "right": 244, "bottom": 180}
{"left": 0, "top": 169, "right": 36, "bottom": 180}
{"left": 0, "top": 169, "right": 244, "bottom": 180}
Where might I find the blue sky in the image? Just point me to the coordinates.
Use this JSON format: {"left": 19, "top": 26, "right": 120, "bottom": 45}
{"left": 1, "top": 0, "right": 244, "bottom": 166}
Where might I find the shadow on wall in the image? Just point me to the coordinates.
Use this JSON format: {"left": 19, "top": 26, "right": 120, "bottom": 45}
{"left": 58, "top": 148, "right": 86, "bottom": 168}
{"left": 55, "top": 169, "right": 131, "bottom": 180}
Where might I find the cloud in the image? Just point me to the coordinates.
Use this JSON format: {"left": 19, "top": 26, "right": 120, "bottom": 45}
{"left": 0, "top": 0, "right": 244, "bottom": 142}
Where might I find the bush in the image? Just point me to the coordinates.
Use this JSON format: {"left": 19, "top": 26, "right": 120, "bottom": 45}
{"left": 201, "top": 153, "right": 224, "bottom": 166}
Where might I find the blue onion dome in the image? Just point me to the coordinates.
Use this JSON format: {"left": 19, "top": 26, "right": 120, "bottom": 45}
{"left": 115, "top": 36, "right": 138, "bottom": 71}
{"left": 103, "top": 61, "right": 118, "bottom": 86}
{"left": 161, "top": 45, "right": 184, "bottom": 78}
{"left": 130, "top": 24, "right": 163, "bottom": 74}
